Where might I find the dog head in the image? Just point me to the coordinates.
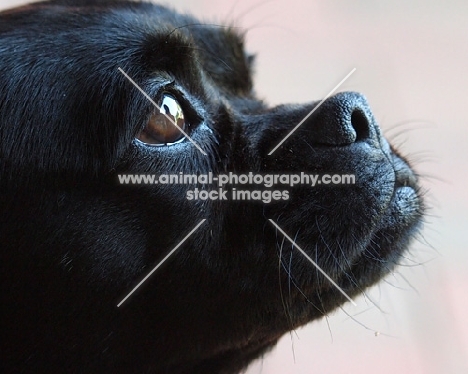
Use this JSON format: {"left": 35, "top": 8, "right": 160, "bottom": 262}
{"left": 0, "top": 1, "right": 424, "bottom": 373}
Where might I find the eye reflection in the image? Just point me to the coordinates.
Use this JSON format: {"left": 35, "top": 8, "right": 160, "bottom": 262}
{"left": 136, "top": 93, "right": 186, "bottom": 145}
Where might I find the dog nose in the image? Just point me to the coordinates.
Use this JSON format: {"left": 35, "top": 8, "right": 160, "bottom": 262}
{"left": 306, "top": 92, "right": 373, "bottom": 146}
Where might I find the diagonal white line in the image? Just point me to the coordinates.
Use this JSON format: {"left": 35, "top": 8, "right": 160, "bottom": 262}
{"left": 268, "top": 68, "right": 356, "bottom": 156}
{"left": 118, "top": 67, "right": 207, "bottom": 156}
{"left": 117, "top": 219, "right": 206, "bottom": 307}
{"left": 268, "top": 219, "right": 357, "bottom": 306}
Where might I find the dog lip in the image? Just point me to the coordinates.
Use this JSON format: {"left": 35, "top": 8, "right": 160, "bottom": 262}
{"left": 384, "top": 167, "right": 422, "bottom": 236}
{"left": 394, "top": 169, "right": 418, "bottom": 189}
{"left": 341, "top": 179, "right": 422, "bottom": 293}
{"left": 393, "top": 156, "right": 418, "bottom": 190}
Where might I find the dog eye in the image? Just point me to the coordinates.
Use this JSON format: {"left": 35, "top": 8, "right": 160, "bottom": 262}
{"left": 137, "top": 93, "right": 186, "bottom": 145}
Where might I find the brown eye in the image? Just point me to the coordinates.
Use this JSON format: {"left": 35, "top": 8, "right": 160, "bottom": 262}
{"left": 137, "top": 93, "right": 186, "bottom": 145}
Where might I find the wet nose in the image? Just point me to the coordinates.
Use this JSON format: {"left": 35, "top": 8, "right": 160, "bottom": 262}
{"left": 305, "top": 92, "right": 374, "bottom": 146}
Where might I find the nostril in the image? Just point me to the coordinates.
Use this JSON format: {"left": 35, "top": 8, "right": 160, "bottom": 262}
{"left": 298, "top": 92, "right": 377, "bottom": 147}
{"left": 350, "top": 109, "right": 370, "bottom": 142}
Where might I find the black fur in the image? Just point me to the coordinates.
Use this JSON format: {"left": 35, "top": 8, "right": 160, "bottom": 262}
{"left": 0, "top": 1, "right": 424, "bottom": 373}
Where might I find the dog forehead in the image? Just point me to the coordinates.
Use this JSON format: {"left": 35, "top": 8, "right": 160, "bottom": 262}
{"left": 0, "top": 1, "right": 252, "bottom": 93}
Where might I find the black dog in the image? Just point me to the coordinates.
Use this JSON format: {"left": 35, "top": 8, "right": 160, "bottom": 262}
{"left": 0, "top": 1, "right": 424, "bottom": 373}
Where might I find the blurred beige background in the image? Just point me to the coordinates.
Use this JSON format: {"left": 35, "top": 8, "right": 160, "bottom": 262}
{"left": 2, "top": 0, "right": 467, "bottom": 373}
